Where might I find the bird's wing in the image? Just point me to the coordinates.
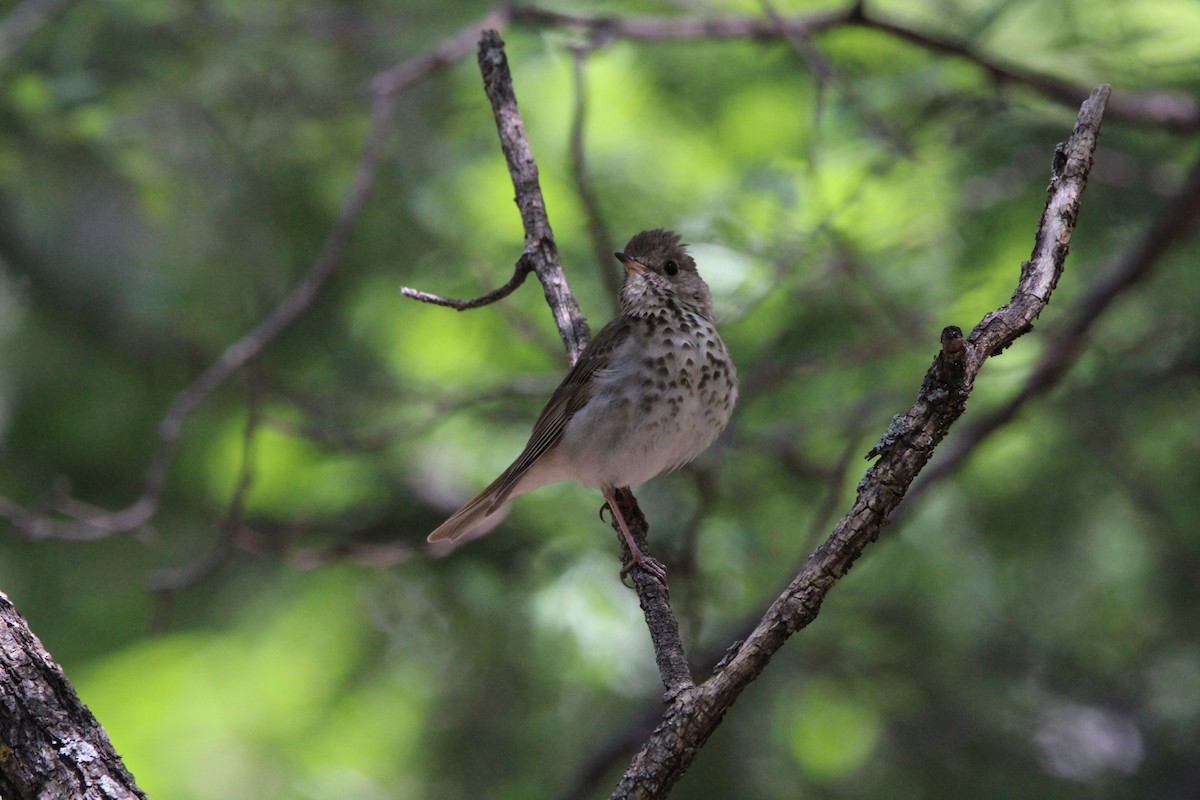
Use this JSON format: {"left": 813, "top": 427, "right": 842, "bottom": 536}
{"left": 487, "top": 316, "right": 632, "bottom": 509}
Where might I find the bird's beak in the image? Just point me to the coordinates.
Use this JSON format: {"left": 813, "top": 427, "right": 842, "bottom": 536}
{"left": 614, "top": 252, "right": 646, "bottom": 273}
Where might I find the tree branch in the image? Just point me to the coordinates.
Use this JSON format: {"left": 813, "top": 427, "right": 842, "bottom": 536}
{"left": 903, "top": 153, "right": 1200, "bottom": 509}
{"left": 401, "top": 254, "right": 534, "bottom": 310}
{"left": 608, "top": 84, "right": 1111, "bottom": 800}
{"left": 849, "top": 6, "right": 1198, "bottom": 132}
{"left": 514, "top": 4, "right": 1194, "bottom": 131}
{"left": 476, "top": 29, "right": 590, "bottom": 363}
{"left": 0, "top": 591, "right": 146, "bottom": 798}
{"left": 464, "top": 30, "right": 692, "bottom": 693}
{"left": 4, "top": 0, "right": 1186, "bottom": 545}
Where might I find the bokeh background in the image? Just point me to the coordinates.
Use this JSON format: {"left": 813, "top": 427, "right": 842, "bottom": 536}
{"left": 1, "top": 0, "right": 1198, "bottom": 797}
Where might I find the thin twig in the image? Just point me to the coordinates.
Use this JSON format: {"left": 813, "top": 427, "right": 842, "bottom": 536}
{"left": 147, "top": 367, "right": 264, "bottom": 595}
{"left": 608, "top": 84, "right": 1111, "bottom": 800}
{"left": 402, "top": 254, "right": 534, "bottom": 310}
{"left": 612, "top": 489, "right": 694, "bottom": 695}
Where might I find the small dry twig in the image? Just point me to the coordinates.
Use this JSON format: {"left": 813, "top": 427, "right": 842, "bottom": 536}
{"left": 401, "top": 254, "right": 534, "bottom": 310}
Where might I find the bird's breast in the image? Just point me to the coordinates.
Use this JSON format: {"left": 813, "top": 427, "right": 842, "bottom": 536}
{"left": 556, "top": 308, "right": 737, "bottom": 489}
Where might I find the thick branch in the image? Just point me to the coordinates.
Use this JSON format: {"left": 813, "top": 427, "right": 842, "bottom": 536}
{"left": 609, "top": 85, "right": 1111, "bottom": 800}
{"left": 0, "top": 591, "right": 146, "bottom": 798}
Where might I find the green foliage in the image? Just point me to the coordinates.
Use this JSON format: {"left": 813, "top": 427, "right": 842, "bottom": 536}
{"left": 0, "top": 0, "right": 1197, "bottom": 798}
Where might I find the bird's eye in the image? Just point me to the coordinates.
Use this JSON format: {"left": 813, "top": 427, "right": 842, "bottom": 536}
{"left": 664, "top": 260, "right": 679, "bottom": 276}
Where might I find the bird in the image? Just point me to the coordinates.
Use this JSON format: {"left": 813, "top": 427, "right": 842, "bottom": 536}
{"left": 427, "top": 229, "right": 737, "bottom": 581}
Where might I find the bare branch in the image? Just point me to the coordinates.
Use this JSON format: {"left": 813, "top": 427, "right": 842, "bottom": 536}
{"left": 4, "top": 0, "right": 1186, "bottom": 546}
{"left": 510, "top": 4, "right": 852, "bottom": 43}
{"left": 372, "top": 9, "right": 512, "bottom": 98}
{"left": 477, "top": 29, "right": 590, "bottom": 362}
{"left": 402, "top": 253, "right": 534, "bottom": 310}
{"left": 611, "top": 489, "right": 693, "bottom": 696}
{"left": 506, "top": 4, "right": 1196, "bottom": 132}
{"left": 608, "top": 85, "right": 1111, "bottom": 800}
{"left": 903, "top": 154, "right": 1200, "bottom": 509}
{"left": 0, "top": 591, "right": 147, "bottom": 798}
{"left": 148, "top": 369, "right": 264, "bottom": 595}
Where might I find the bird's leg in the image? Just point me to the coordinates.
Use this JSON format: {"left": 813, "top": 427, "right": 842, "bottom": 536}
{"left": 602, "top": 487, "right": 667, "bottom": 584}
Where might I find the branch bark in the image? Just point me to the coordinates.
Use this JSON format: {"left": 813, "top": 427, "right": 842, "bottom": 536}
{"left": 475, "top": 29, "right": 590, "bottom": 363}
{"left": 608, "top": 84, "right": 1111, "bottom": 800}
{"left": 902, "top": 154, "right": 1200, "bottom": 508}
{"left": 0, "top": 591, "right": 146, "bottom": 799}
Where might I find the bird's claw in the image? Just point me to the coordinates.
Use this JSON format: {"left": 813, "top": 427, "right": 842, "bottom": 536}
{"left": 619, "top": 553, "right": 668, "bottom": 589}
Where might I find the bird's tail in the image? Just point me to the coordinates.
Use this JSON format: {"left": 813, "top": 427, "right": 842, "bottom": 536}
{"left": 427, "top": 472, "right": 512, "bottom": 543}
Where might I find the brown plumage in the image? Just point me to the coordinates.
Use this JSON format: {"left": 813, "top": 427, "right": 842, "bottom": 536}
{"left": 427, "top": 229, "right": 737, "bottom": 580}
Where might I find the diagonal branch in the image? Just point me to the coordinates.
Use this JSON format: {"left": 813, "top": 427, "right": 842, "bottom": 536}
{"left": 506, "top": 4, "right": 1194, "bottom": 131}
{"left": 608, "top": 84, "right": 1111, "bottom": 800}
{"left": 476, "top": 29, "right": 590, "bottom": 363}
{"left": 0, "top": 591, "right": 146, "bottom": 798}
{"left": 902, "top": 154, "right": 1200, "bottom": 509}
{"left": 4, "top": 2, "right": 1187, "bottom": 548}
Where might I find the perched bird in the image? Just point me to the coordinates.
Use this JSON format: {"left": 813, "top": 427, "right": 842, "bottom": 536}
{"left": 427, "top": 229, "right": 737, "bottom": 581}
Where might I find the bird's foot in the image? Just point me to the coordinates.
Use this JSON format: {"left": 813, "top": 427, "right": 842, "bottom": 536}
{"left": 604, "top": 488, "right": 668, "bottom": 589}
{"left": 619, "top": 551, "right": 668, "bottom": 586}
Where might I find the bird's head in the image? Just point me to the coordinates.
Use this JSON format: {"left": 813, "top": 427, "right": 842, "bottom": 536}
{"left": 614, "top": 229, "right": 714, "bottom": 319}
